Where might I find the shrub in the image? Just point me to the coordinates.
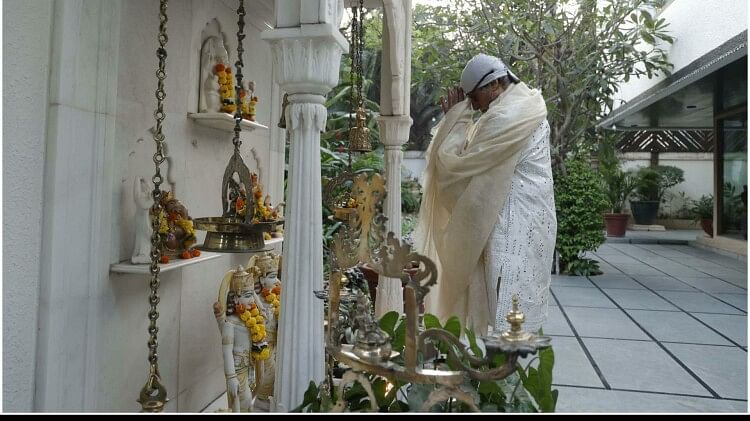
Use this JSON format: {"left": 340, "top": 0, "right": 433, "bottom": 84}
{"left": 554, "top": 159, "right": 609, "bottom": 275}
{"left": 690, "top": 194, "right": 713, "bottom": 222}
{"left": 634, "top": 165, "right": 685, "bottom": 203}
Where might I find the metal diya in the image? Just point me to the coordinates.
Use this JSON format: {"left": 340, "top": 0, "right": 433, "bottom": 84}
{"left": 194, "top": 148, "right": 283, "bottom": 252}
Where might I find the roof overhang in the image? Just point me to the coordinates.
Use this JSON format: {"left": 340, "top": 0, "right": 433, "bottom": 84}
{"left": 599, "top": 30, "right": 747, "bottom": 131}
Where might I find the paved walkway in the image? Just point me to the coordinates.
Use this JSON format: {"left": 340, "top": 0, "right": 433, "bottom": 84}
{"left": 546, "top": 241, "right": 747, "bottom": 412}
{"left": 205, "top": 234, "right": 747, "bottom": 413}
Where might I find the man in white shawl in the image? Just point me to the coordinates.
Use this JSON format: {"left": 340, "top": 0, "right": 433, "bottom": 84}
{"left": 415, "top": 54, "right": 557, "bottom": 335}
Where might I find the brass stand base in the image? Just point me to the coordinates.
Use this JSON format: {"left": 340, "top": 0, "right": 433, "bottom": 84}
{"left": 198, "top": 231, "right": 269, "bottom": 253}
{"left": 194, "top": 217, "right": 282, "bottom": 253}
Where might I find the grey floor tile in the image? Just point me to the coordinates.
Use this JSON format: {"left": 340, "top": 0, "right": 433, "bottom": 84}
{"left": 582, "top": 338, "right": 711, "bottom": 396}
{"left": 611, "top": 265, "right": 664, "bottom": 276}
{"left": 659, "top": 267, "right": 714, "bottom": 277}
{"left": 551, "top": 275, "right": 594, "bottom": 288}
{"left": 693, "top": 313, "right": 748, "bottom": 346}
{"left": 589, "top": 275, "right": 645, "bottom": 290}
{"left": 716, "top": 276, "right": 748, "bottom": 290}
{"left": 541, "top": 305, "right": 574, "bottom": 336}
{"left": 713, "top": 294, "right": 747, "bottom": 312}
{"left": 659, "top": 291, "right": 745, "bottom": 315}
{"left": 626, "top": 310, "right": 732, "bottom": 345}
{"left": 631, "top": 276, "right": 697, "bottom": 292}
{"left": 554, "top": 386, "right": 747, "bottom": 413}
{"left": 564, "top": 307, "right": 648, "bottom": 340}
{"left": 679, "top": 277, "right": 748, "bottom": 294}
{"left": 663, "top": 343, "right": 748, "bottom": 400}
{"left": 519, "top": 336, "right": 603, "bottom": 388}
{"left": 605, "top": 289, "right": 679, "bottom": 311}
{"left": 552, "top": 287, "right": 615, "bottom": 308}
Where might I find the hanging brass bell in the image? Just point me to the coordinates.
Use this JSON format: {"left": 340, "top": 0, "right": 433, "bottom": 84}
{"left": 348, "top": 106, "right": 371, "bottom": 152}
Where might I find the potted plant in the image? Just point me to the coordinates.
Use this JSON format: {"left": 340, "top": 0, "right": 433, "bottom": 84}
{"left": 630, "top": 166, "right": 685, "bottom": 225}
{"left": 691, "top": 194, "right": 714, "bottom": 237}
{"left": 603, "top": 169, "right": 637, "bottom": 237}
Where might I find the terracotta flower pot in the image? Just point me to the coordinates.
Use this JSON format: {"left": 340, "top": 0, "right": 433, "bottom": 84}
{"left": 604, "top": 213, "right": 629, "bottom": 237}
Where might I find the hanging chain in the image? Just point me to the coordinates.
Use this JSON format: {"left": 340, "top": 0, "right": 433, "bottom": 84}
{"left": 139, "top": 0, "right": 169, "bottom": 412}
{"left": 347, "top": 6, "right": 358, "bottom": 162}
{"left": 232, "top": 0, "right": 246, "bottom": 154}
{"left": 357, "top": 0, "right": 365, "bottom": 108}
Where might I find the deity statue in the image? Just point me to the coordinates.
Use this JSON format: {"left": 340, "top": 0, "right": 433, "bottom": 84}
{"left": 214, "top": 265, "right": 270, "bottom": 412}
{"left": 131, "top": 177, "right": 153, "bottom": 264}
{"left": 203, "top": 73, "right": 221, "bottom": 113}
{"left": 153, "top": 191, "right": 198, "bottom": 261}
{"left": 247, "top": 252, "right": 282, "bottom": 402}
{"left": 199, "top": 35, "right": 229, "bottom": 113}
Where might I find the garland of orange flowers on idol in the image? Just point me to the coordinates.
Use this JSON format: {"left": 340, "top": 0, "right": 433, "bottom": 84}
{"left": 261, "top": 284, "right": 281, "bottom": 319}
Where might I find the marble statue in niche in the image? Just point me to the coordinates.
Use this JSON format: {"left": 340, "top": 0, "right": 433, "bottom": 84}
{"left": 198, "top": 19, "right": 230, "bottom": 113}
{"left": 131, "top": 177, "right": 153, "bottom": 264}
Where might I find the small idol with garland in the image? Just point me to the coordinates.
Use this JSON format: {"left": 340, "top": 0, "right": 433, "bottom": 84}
{"left": 213, "top": 264, "right": 272, "bottom": 412}
{"left": 152, "top": 191, "right": 200, "bottom": 262}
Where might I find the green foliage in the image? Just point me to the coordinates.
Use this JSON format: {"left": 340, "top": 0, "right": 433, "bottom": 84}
{"left": 515, "top": 346, "right": 558, "bottom": 412}
{"left": 294, "top": 312, "right": 557, "bottom": 413}
{"left": 691, "top": 194, "right": 714, "bottom": 221}
{"left": 401, "top": 215, "right": 418, "bottom": 241}
{"left": 410, "top": 0, "right": 673, "bottom": 161}
{"left": 597, "top": 135, "right": 636, "bottom": 213}
{"left": 401, "top": 177, "right": 422, "bottom": 214}
{"left": 633, "top": 165, "right": 685, "bottom": 202}
{"left": 603, "top": 170, "right": 637, "bottom": 213}
{"left": 566, "top": 258, "right": 602, "bottom": 277}
{"left": 554, "top": 159, "right": 609, "bottom": 274}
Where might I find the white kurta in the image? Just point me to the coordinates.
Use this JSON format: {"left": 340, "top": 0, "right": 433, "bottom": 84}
{"left": 468, "top": 120, "right": 557, "bottom": 334}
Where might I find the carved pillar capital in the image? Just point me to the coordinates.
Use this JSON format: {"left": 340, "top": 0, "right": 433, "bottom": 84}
{"left": 263, "top": 24, "right": 347, "bottom": 96}
{"left": 377, "top": 115, "right": 413, "bottom": 148}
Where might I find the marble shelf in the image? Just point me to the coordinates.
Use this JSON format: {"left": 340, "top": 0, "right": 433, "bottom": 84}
{"left": 110, "top": 252, "right": 222, "bottom": 274}
{"left": 187, "top": 112, "right": 268, "bottom": 132}
{"left": 110, "top": 237, "right": 283, "bottom": 275}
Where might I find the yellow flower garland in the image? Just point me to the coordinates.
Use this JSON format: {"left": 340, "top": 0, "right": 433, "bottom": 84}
{"left": 239, "top": 305, "right": 270, "bottom": 361}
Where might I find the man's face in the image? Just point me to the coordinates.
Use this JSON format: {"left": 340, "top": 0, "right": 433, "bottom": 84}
{"left": 467, "top": 82, "right": 498, "bottom": 113}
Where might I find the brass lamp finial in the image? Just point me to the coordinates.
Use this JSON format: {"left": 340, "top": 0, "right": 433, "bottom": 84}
{"left": 348, "top": 107, "right": 371, "bottom": 152}
{"left": 501, "top": 295, "right": 532, "bottom": 342}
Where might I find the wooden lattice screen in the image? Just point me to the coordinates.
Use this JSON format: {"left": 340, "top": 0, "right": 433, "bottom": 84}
{"left": 617, "top": 130, "right": 714, "bottom": 153}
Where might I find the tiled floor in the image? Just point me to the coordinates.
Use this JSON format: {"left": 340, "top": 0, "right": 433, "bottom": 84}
{"left": 204, "top": 239, "right": 747, "bottom": 413}
{"left": 547, "top": 242, "right": 747, "bottom": 412}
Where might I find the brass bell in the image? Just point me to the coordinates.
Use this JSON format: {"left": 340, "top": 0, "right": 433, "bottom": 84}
{"left": 348, "top": 106, "right": 371, "bottom": 152}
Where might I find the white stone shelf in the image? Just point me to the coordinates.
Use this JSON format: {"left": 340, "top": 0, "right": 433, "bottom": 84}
{"left": 110, "top": 237, "right": 284, "bottom": 274}
{"left": 110, "top": 252, "right": 223, "bottom": 274}
{"left": 187, "top": 112, "right": 268, "bottom": 132}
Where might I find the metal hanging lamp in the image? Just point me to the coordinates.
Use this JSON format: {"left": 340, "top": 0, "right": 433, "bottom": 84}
{"left": 347, "top": 0, "right": 371, "bottom": 153}
{"left": 193, "top": 0, "right": 283, "bottom": 252}
{"left": 138, "top": 0, "right": 169, "bottom": 412}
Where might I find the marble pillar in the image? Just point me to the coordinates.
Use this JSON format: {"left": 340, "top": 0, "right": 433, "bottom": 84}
{"left": 262, "top": 3, "right": 347, "bottom": 410}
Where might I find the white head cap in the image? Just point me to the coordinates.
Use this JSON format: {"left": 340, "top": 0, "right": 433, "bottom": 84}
{"left": 460, "top": 53, "right": 520, "bottom": 93}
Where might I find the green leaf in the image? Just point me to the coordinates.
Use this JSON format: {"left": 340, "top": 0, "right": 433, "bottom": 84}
{"left": 640, "top": 30, "right": 656, "bottom": 45}
{"left": 392, "top": 318, "right": 407, "bottom": 352}
{"left": 423, "top": 313, "right": 441, "bottom": 330}
{"left": 443, "top": 316, "right": 462, "bottom": 338}
{"left": 465, "top": 326, "right": 483, "bottom": 358}
{"left": 378, "top": 311, "right": 400, "bottom": 337}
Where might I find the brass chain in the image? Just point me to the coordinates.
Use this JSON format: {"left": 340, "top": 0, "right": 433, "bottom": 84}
{"left": 357, "top": 0, "right": 365, "bottom": 108}
{"left": 347, "top": 5, "right": 358, "bottom": 162}
{"left": 139, "top": 0, "right": 169, "bottom": 412}
{"left": 232, "top": 0, "right": 246, "bottom": 153}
